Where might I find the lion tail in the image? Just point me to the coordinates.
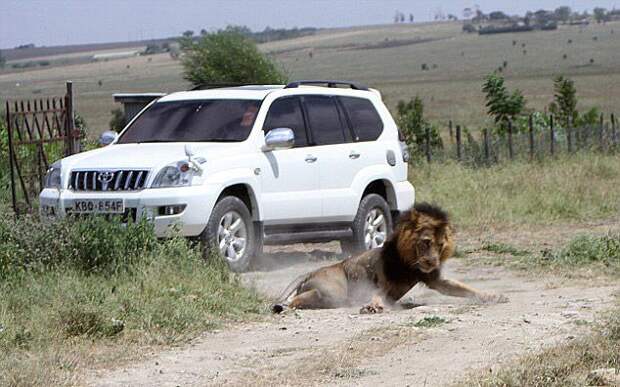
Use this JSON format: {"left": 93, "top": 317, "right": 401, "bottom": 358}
{"left": 270, "top": 272, "right": 309, "bottom": 314}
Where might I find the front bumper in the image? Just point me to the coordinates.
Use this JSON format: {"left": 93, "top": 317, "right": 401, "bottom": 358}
{"left": 39, "top": 185, "right": 216, "bottom": 237}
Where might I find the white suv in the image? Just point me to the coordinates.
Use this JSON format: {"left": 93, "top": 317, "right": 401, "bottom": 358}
{"left": 40, "top": 81, "right": 415, "bottom": 271}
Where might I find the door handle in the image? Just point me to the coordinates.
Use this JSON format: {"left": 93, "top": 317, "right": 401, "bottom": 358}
{"left": 349, "top": 151, "right": 361, "bottom": 159}
{"left": 305, "top": 155, "right": 318, "bottom": 163}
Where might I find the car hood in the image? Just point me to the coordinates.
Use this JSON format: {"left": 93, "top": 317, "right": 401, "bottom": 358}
{"left": 60, "top": 143, "right": 248, "bottom": 171}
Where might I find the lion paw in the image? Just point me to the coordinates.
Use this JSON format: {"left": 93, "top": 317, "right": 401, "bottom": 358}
{"left": 360, "top": 303, "right": 384, "bottom": 314}
{"left": 360, "top": 296, "right": 385, "bottom": 314}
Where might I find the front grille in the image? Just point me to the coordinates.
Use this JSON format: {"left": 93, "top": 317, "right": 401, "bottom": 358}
{"left": 69, "top": 170, "right": 149, "bottom": 191}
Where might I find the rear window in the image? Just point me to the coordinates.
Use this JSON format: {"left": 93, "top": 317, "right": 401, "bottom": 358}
{"left": 339, "top": 97, "right": 383, "bottom": 142}
{"left": 118, "top": 99, "right": 261, "bottom": 143}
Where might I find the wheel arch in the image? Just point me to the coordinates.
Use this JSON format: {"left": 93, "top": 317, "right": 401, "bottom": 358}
{"left": 217, "top": 183, "right": 260, "bottom": 221}
{"left": 361, "top": 179, "right": 397, "bottom": 211}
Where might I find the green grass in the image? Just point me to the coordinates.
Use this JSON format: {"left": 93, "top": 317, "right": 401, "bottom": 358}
{"left": 0, "top": 217, "right": 263, "bottom": 386}
{"left": 459, "top": 303, "right": 620, "bottom": 387}
{"left": 412, "top": 153, "right": 620, "bottom": 228}
{"left": 509, "top": 233, "right": 620, "bottom": 277}
{"left": 413, "top": 316, "right": 447, "bottom": 328}
{"left": 481, "top": 242, "right": 530, "bottom": 256}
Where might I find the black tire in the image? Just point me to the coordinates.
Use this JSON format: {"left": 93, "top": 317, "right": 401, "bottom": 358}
{"left": 340, "top": 194, "right": 393, "bottom": 256}
{"left": 202, "top": 196, "right": 257, "bottom": 272}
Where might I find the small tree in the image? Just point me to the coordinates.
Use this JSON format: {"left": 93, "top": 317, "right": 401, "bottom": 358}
{"left": 554, "top": 6, "right": 571, "bottom": 23}
{"left": 549, "top": 75, "right": 577, "bottom": 128}
{"left": 593, "top": 8, "right": 607, "bottom": 23}
{"left": 109, "top": 108, "right": 126, "bottom": 132}
{"left": 482, "top": 73, "right": 525, "bottom": 134}
{"left": 0, "top": 50, "right": 5, "bottom": 69}
{"left": 180, "top": 27, "right": 287, "bottom": 87}
{"left": 396, "top": 97, "right": 442, "bottom": 156}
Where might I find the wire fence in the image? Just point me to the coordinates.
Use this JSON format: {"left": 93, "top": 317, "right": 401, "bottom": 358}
{"left": 414, "top": 113, "right": 619, "bottom": 167}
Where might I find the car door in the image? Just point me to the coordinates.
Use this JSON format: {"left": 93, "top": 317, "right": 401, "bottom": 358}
{"left": 302, "top": 95, "right": 359, "bottom": 221}
{"left": 259, "top": 96, "right": 322, "bottom": 224}
{"left": 337, "top": 95, "right": 386, "bottom": 183}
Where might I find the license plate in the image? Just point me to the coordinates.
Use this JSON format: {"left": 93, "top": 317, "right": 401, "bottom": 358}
{"left": 71, "top": 199, "right": 125, "bottom": 214}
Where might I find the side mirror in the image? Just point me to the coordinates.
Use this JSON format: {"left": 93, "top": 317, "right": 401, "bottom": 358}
{"left": 263, "top": 128, "right": 295, "bottom": 151}
{"left": 99, "top": 130, "right": 119, "bottom": 146}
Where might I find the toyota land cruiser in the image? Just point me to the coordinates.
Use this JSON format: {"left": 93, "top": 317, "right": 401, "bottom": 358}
{"left": 40, "top": 80, "right": 415, "bottom": 271}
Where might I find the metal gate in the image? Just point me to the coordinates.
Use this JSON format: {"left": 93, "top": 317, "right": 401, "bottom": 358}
{"left": 3, "top": 81, "right": 80, "bottom": 215}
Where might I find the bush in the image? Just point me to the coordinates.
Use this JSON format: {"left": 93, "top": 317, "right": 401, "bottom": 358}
{"left": 462, "top": 23, "right": 477, "bottom": 33}
{"left": 396, "top": 97, "right": 443, "bottom": 158}
{"left": 482, "top": 73, "right": 526, "bottom": 135}
{"left": 180, "top": 26, "right": 287, "bottom": 87}
{"left": 0, "top": 216, "right": 158, "bottom": 279}
{"left": 0, "top": 218, "right": 263, "bottom": 384}
{"left": 542, "top": 233, "right": 620, "bottom": 268}
{"left": 109, "top": 108, "right": 126, "bottom": 131}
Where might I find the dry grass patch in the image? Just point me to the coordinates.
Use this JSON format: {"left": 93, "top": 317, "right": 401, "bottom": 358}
{"left": 412, "top": 154, "right": 620, "bottom": 228}
{"left": 459, "top": 304, "right": 620, "bottom": 387}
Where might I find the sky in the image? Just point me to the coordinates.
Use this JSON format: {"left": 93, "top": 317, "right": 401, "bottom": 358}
{"left": 1, "top": 0, "right": 618, "bottom": 49}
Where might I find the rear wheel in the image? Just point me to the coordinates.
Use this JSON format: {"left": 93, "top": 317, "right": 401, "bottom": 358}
{"left": 202, "top": 196, "right": 256, "bottom": 272}
{"left": 340, "top": 193, "right": 392, "bottom": 255}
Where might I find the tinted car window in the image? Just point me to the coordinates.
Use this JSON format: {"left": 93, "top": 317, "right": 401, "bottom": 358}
{"left": 303, "top": 95, "right": 345, "bottom": 145}
{"left": 118, "top": 99, "right": 261, "bottom": 143}
{"left": 263, "top": 97, "right": 308, "bottom": 147}
{"left": 339, "top": 97, "right": 383, "bottom": 142}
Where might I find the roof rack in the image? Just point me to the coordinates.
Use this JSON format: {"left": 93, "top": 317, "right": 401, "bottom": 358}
{"left": 284, "top": 80, "right": 369, "bottom": 91}
{"left": 190, "top": 83, "right": 262, "bottom": 91}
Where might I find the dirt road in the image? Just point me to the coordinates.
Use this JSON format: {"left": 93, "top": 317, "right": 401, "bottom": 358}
{"left": 87, "top": 225, "right": 619, "bottom": 387}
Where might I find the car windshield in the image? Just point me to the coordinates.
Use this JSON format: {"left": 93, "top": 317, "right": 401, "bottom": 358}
{"left": 117, "top": 99, "right": 261, "bottom": 143}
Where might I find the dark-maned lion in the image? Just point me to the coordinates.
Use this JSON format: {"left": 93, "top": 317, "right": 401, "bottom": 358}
{"left": 272, "top": 202, "right": 507, "bottom": 313}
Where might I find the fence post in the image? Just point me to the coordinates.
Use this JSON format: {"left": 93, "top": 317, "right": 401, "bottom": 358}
{"left": 65, "top": 81, "right": 76, "bottom": 156}
{"left": 483, "top": 128, "right": 490, "bottom": 163}
{"left": 507, "top": 119, "right": 514, "bottom": 160}
{"left": 448, "top": 120, "right": 453, "bottom": 143}
{"left": 528, "top": 114, "right": 535, "bottom": 160}
{"left": 456, "top": 125, "right": 462, "bottom": 161}
{"left": 550, "top": 115, "right": 555, "bottom": 156}
{"left": 6, "top": 101, "right": 18, "bottom": 215}
{"left": 599, "top": 112, "right": 605, "bottom": 151}
{"left": 612, "top": 113, "right": 617, "bottom": 148}
{"left": 425, "top": 125, "right": 431, "bottom": 163}
{"left": 567, "top": 117, "right": 573, "bottom": 153}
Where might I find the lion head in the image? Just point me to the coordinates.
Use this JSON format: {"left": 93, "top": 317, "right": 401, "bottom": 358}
{"left": 393, "top": 202, "right": 455, "bottom": 273}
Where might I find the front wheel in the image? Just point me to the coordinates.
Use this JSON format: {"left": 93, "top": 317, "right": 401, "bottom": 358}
{"left": 202, "top": 196, "right": 256, "bottom": 272}
{"left": 341, "top": 194, "right": 393, "bottom": 255}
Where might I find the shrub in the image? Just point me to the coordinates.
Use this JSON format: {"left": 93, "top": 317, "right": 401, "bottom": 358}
{"left": 462, "top": 23, "right": 477, "bottom": 33}
{"left": 109, "top": 108, "right": 126, "bottom": 131}
{"left": 482, "top": 73, "right": 526, "bottom": 135}
{"left": 549, "top": 75, "right": 577, "bottom": 128}
{"left": 543, "top": 233, "right": 620, "bottom": 268}
{"left": 0, "top": 216, "right": 158, "bottom": 279}
{"left": 0, "top": 232, "right": 263, "bottom": 383}
{"left": 396, "top": 97, "right": 443, "bottom": 158}
{"left": 180, "top": 26, "right": 287, "bottom": 87}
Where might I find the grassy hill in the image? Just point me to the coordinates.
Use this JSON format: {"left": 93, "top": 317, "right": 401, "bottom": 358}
{"left": 1, "top": 21, "right": 619, "bottom": 135}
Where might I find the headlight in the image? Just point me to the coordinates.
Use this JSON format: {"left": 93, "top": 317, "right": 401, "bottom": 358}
{"left": 44, "top": 162, "right": 62, "bottom": 189}
{"left": 152, "top": 161, "right": 196, "bottom": 188}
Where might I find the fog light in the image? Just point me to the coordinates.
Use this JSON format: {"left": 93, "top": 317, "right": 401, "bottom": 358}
{"left": 158, "top": 204, "right": 186, "bottom": 216}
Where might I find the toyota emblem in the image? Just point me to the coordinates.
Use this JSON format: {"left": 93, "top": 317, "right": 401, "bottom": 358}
{"left": 98, "top": 171, "right": 115, "bottom": 190}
